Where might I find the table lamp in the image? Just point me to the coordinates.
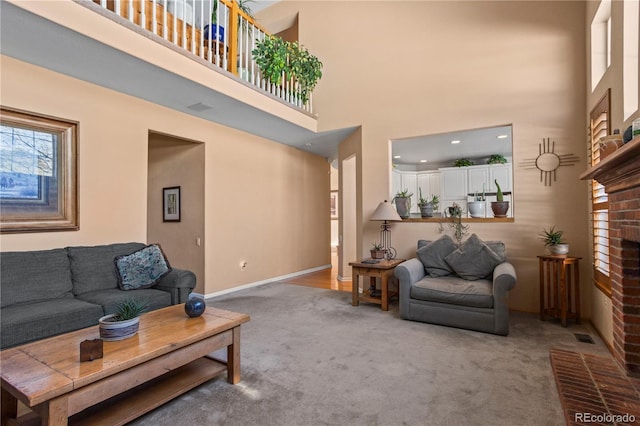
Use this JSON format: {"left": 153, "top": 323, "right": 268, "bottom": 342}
{"left": 370, "top": 200, "right": 402, "bottom": 260}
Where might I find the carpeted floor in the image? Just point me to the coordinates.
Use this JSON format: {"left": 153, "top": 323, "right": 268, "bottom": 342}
{"left": 130, "top": 282, "right": 613, "bottom": 426}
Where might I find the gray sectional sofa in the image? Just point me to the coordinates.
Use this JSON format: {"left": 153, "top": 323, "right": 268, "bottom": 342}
{"left": 395, "top": 234, "right": 517, "bottom": 336}
{"left": 1, "top": 242, "right": 196, "bottom": 349}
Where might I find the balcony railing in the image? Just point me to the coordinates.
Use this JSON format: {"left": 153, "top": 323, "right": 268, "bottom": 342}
{"left": 92, "top": 0, "right": 313, "bottom": 113}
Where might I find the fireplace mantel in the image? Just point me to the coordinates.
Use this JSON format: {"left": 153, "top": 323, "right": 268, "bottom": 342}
{"left": 580, "top": 137, "right": 640, "bottom": 192}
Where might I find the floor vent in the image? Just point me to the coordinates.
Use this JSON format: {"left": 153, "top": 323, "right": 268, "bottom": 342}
{"left": 574, "top": 333, "right": 595, "bottom": 344}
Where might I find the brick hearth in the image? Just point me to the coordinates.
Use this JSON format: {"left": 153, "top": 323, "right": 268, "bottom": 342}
{"left": 581, "top": 137, "right": 640, "bottom": 376}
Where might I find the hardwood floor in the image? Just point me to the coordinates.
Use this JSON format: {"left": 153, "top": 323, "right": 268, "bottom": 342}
{"left": 278, "top": 252, "right": 352, "bottom": 292}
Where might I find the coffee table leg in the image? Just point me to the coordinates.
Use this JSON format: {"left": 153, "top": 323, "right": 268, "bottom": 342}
{"left": 381, "top": 274, "right": 389, "bottom": 311}
{"left": 34, "top": 395, "right": 68, "bottom": 426}
{"left": 1, "top": 387, "right": 17, "bottom": 425}
{"left": 227, "top": 326, "right": 241, "bottom": 384}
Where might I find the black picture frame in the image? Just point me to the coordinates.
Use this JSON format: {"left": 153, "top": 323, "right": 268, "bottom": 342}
{"left": 163, "top": 186, "right": 181, "bottom": 222}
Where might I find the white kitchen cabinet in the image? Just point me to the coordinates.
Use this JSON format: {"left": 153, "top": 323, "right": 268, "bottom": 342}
{"left": 417, "top": 171, "right": 441, "bottom": 200}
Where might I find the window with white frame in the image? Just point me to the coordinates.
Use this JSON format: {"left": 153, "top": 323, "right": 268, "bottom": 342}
{"left": 623, "top": 0, "right": 639, "bottom": 120}
{"left": 591, "top": 0, "right": 612, "bottom": 91}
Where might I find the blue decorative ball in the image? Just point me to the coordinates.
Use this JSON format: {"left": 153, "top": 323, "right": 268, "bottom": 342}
{"left": 185, "top": 297, "right": 206, "bottom": 317}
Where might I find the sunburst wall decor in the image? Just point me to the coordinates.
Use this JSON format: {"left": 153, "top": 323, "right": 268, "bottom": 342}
{"left": 520, "top": 138, "right": 580, "bottom": 186}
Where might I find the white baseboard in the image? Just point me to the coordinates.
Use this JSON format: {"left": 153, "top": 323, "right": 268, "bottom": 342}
{"left": 203, "top": 264, "right": 332, "bottom": 300}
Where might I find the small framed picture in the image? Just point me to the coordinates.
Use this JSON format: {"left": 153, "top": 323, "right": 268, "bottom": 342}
{"left": 163, "top": 186, "right": 181, "bottom": 222}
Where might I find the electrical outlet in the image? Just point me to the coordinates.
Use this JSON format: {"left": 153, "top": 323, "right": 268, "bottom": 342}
{"left": 240, "top": 261, "right": 247, "bottom": 271}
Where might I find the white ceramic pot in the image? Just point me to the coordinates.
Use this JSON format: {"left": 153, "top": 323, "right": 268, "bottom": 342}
{"left": 98, "top": 314, "right": 140, "bottom": 341}
{"left": 467, "top": 201, "right": 485, "bottom": 218}
{"left": 548, "top": 244, "right": 569, "bottom": 255}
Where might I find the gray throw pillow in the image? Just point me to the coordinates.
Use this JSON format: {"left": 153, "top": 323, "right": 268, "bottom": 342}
{"left": 114, "top": 244, "right": 172, "bottom": 290}
{"left": 444, "top": 234, "right": 504, "bottom": 280}
{"left": 417, "top": 234, "right": 458, "bottom": 277}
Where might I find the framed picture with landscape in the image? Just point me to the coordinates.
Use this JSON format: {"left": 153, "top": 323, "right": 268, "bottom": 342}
{"left": 163, "top": 186, "right": 181, "bottom": 222}
{"left": 0, "top": 107, "right": 78, "bottom": 233}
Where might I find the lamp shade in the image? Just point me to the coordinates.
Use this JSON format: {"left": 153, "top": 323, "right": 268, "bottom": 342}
{"left": 370, "top": 200, "right": 402, "bottom": 221}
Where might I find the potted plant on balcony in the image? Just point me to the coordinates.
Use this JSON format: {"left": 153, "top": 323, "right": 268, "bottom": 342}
{"left": 490, "top": 179, "right": 509, "bottom": 218}
{"left": 99, "top": 298, "right": 149, "bottom": 341}
{"left": 204, "top": 0, "right": 255, "bottom": 43}
{"left": 539, "top": 226, "right": 569, "bottom": 255}
{"left": 252, "top": 35, "right": 323, "bottom": 104}
{"left": 392, "top": 189, "right": 413, "bottom": 219}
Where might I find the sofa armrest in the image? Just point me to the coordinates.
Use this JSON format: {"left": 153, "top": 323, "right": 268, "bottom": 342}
{"left": 492, "top": 261, "right": 517, "bottom": 335}
{"left": 395, "top": 258, "right": 426, "bottom": 319}
{"left": 154, "top": 268, "right": 196, "bottom": 304}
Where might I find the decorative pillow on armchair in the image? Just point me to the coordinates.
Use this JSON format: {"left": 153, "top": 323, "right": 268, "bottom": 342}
{"left": 417, "top": 234, "right": 458, "bottom": 277}
{"left": 114, "top": 244, "right": 172, "bottom": 290}
{"left": 444, "top": 234, "right": 505, "bottom": 280}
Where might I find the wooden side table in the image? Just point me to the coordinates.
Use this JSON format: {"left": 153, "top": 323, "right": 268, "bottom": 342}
{"left": 349, "top": 259, "right": 404, "bottom": 311}
{"left": 538, "top": 255, "right": 582, "bottom": 327}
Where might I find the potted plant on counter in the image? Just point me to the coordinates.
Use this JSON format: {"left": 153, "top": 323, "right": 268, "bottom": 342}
{"left": 490, "top": 179, "right": 509, "bottom": 218}
{"left": 539, "top": 226, "right": 569, "bottom": 255}
{"left": 392, "top": 189, "right": 413, "bottom": 219}
{"left": 417, "top": 188, "right": 433, "bottom": 217}
{"left": 99, "top": 298, "right": 149, "bottom": 341}
{"left": 468, "top": 190, "right": 485, "bottom": 218}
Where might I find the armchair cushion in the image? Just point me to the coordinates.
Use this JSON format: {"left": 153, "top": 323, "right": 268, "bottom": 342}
{"left": 416, "top": 235, "right": 458, "bottom": 277}
{"left": 411, "top": 275, "right": 493, "bottom": 308}
{"left": 444, "top": 234, "right": 505, "bottom": 280}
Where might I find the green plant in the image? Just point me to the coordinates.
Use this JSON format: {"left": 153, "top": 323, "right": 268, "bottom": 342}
{"left": 393, "top": 189, "right": 413, "bottom": 199}
{"left": 487, "top": 154, "right": 507, "bottom": 164}
{"left": 113, "top": 298, "right": 149, "bottom": 321}
{"left": 539, "top": 226, "right": 566, "bottom": 246}
{"left": 494, "top": 179, "right": 504, "bottom": 202}
{"left": 252, "top": 36, "right": 323, "bottom": 104}
{"left": 430, "top": 194, "right": 439, "bottom": 212}
{"left": 437, "top": 202, "right": 469, "bottom": 245}
{"left": 371, "top": 242, "right": 384, "bottom": 251}
{"left": 454, "top": 158, "right": 474, "bottom": 167}
{"left": 211, "top": 0, "right": 255, "bottom": 24}
{"left": 418, "top": 188, "right": 429, "bottom": 206}
{"left": 473, "top": 190, "right": 485, "bottom": 201}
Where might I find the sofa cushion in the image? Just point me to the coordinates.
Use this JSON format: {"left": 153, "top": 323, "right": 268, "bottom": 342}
{"left": 410, "top": 275, "right": 494, "bottom": 308}
{"left": 77, "top": 288, "right": 172, "bottom": 315}
{"left": 68, "top": 243, "right": 145, "bottom": 295}
{"left": 444, "top": 234, "right": 504, "bottom": 281}
{"left": 114, "top": 244, "right": 171, "bottom": 291}
{"left": 0, "top": 249, "right": 74, "bottom": 308}
{"left": 0, "top": 298, "right": 104, "bottom": 349}
{"left": 416, "top": 235, "right": 458, "bottom": 277}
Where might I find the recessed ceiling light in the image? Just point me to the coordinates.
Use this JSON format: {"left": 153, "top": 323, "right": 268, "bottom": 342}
{"left": 451, "top": 140, "right": 461, "bottom": 144}
{"left": 497, "top": 134, "right": 508, "bottom": 139}
{"left": 420, "top": 160, "right": 427, "bottom": 163}
{"left": 187, "top": 102, "right": 213, "bottom": 112}
{"left": 393, "top": 155, "right": 401, "bottom": 159}
{"left": 305, "top": 142, "right": 313, "bottom": 146}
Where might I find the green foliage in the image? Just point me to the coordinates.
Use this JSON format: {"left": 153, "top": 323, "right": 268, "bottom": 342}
{"left": 487, "top": 154, "right": 507, "bottom": 164}
{"left": 454, "top": 158, "right": 474, "bottom": 167}
{"left": 393, "top": 189, "right": 413, "bottom": 199}
{"left": 430, "top": 194, "right": 439, "bottom": 212}
{"left": 114, "top": 298, "right": 149, "bottom": 321}
{"left": 252, "top": 36, "right": 323, "bottom": 104}
{"left": 418, "top": 188, "right": 429, "bottom": 205}
{"left": 494, "top": 179, "right": 504, "bottom": 202}
{"left": 212, "top": 0, "right": 255, "bottom": 24}
{"left": 371, "top": 242, "right": 384, "bottom": 251}
{"left": 539, "top": 226, "right": 566, "bottom": 246}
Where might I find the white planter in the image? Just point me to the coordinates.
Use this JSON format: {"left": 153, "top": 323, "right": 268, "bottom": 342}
{"left": 467, "top": 201, "right": 485, "bottom": 218}
{"left": 98, "top": 314, "right": 140, "bottom": 341}
{"left": 548, "top": 244, "right": 569, "bottom": 255}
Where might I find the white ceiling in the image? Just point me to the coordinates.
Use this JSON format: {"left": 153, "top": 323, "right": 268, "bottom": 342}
{"left": 0, "top": 2, "right": 356, "bottom": 162}
{"left": 391, "top": 124, "right": 513, "bottom": 170}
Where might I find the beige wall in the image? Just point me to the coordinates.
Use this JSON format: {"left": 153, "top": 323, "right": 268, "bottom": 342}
{"left": 585, "top": 0, "right": 640, "bottom": 348}
{"left": 148, "top": 134, "right": 205, "bottom": 294}
{"left": 262, "top": 1, "right": 590, "bottom": 314}
{"left": 0, "top": 56, "right": 330, "bottom": 295}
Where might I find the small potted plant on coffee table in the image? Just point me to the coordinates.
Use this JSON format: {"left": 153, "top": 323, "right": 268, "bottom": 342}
{"left": 539, "top": 226, "right": 569, "bottom": 255}
{"left": 99, "top": 298, "right": 149, "bottom": 341}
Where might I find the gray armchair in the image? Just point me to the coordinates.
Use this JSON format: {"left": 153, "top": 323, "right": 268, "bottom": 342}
{"left": 395, "top": 235, "right": 517, "bottom": 336}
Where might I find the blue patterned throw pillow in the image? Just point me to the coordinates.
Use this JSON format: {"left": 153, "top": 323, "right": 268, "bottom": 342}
{"left": 114, "top": 244, "right": 172, "bottom": 290}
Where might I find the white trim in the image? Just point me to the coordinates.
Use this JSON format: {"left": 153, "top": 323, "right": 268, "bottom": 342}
{"left": 203, "top": 264, "right": 332, "bottom": 299}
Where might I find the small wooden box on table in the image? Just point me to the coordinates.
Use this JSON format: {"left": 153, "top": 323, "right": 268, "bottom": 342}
{"left": 1, "top": 304, "right": 249, "bottom": 426}
{"left": 349, "top": 259, "right": 404, "bottom": 311}
{"left": 538, "top": 255, "right": 581, "bottom": 327}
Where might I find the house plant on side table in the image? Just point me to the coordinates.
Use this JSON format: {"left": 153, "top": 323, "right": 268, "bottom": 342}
{"left": 370, "top": 243, "right": 386, "bottom": 259}
{"left": 539, "top": 226, "right": 569, "bottom": 255}
{"left": 99, "top": 298, "right": 149, "bottom": 341}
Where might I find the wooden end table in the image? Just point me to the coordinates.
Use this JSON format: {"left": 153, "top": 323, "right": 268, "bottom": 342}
{"left": 349, "top": 258, "right": 404, "bottom": 311}
{"left": 538, "top": 255, "right": 582, "bottom": 327}
{"left": 1, "top": 304, "right": 249, "bottom": 426}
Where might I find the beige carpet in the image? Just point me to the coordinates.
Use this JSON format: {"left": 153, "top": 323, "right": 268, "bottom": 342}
{"left": 129, "top": 282, "right": 612, "bottom": 426}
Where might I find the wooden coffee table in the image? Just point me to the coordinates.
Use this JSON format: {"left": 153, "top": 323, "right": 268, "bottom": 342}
{"left": 1, "top": 304, "right": 250, "bottom": 426}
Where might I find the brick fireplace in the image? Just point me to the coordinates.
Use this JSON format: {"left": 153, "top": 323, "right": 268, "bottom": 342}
{"left": 581, "top": 137, "right": 640, "bottom": 376}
